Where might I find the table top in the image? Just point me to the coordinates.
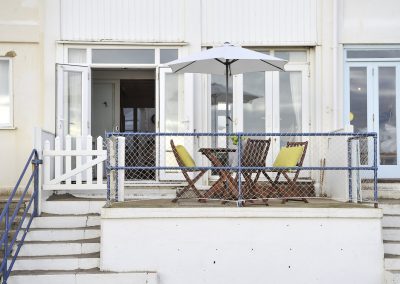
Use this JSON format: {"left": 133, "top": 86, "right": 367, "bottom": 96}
{"left": 198, "top": 147, "right": 236, "bottom": 153}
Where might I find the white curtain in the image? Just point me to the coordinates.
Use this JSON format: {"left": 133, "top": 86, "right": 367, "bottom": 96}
{"left": 289, "top": 72, "right": 302, "bottom": 133}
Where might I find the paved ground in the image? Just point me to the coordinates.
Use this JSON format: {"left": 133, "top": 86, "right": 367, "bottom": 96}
{"left": 108, "top": 198, "right": 374, "bottom": 209}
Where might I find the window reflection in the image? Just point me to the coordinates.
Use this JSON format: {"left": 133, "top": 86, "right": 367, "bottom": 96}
{"left": 211, "top": 75, "right": 233, "bottom": 148}
{"left": 379, "top": 67, "right": 397, "bottom": 165}
{"left": 350, "top": 67, "right": 368, "bottom": 133}
{"left": 279, "top": 71, "right": 302, "bottom": 146}
{"left": 64, "top": 71, "right": 82, "bottom": 137}
{"left": 243, "top": 72, "right": 265, "bottom": 133}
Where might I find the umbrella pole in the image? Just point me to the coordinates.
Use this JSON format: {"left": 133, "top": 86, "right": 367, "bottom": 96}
{"left": 225, "top": 62, "right": 229, "bottom": 150}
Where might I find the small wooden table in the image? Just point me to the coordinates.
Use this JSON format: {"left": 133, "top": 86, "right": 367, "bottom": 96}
{"left": 199, "top": 148, "right": 238, "bottom": 200}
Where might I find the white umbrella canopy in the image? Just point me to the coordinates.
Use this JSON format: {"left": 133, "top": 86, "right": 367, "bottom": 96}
{"left": 167, "top": 42, "right": 287, "bottom": 148}
{"left": 168, "top": 42, "right": 287, "bottom": 75}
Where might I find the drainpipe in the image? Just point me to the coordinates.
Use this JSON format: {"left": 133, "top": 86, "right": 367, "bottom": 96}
{"left": 332, "top": 0, "right": 339, "bottom": 130}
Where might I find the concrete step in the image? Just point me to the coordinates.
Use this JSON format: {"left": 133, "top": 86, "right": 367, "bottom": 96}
{"left": 385, "top": 255, "right": 400, "bottom": 270}
{"left": 22, "top": 214, "right": 100, "bottom": 229}
{"left": 11, "top": 253, "right": 100, "bottom": 271}
{"left": 384, "top": 228, "right": 400, "bottom": 242}
{"left": 383, "top": 215, "right": 400, "bottom": 228}
{"left": 381, "top": 205, "right": 400, "bottom": 216}
{"left": 385, "top": 270, "right": 400, "bottom": 284}
{"left": 8, "top": 269, "right": 157, "bottom": 284}
{"left": 385, "top": 241, "right": 400, "bottom": 256}
{"left": 14, "top": 238, "right": 100, "bottom": 257}
{"left": 17, "top": 227, "right": 100, "bottom": 242}
{"left": 41, "top": 201, "right": 106, "bottom": 215}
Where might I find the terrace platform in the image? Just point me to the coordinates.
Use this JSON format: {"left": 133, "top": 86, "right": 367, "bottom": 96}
{"left": 101, "top": 198, "right": 383, "bottom": 284}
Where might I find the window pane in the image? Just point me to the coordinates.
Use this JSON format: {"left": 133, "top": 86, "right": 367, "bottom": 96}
{"left": 63, "top": 71, "right": 82, "bottom": 136}
{"left": 279, "top": 71, "right": 302, "bottom": 146}
{"left": 68, "top": 49, "right": 87, "bottom": 64}
{"left": 275, "top": 51, "right": 307, "bottom": 62}
{"left": 160, "top": 49, "right": 178, "bottom": 64}
{"left": 243, "top": 72, "right": 265, "bottom": 133}
{"left": 348, "top": 50, "right": 400, "bottom": 59}
{"left": 379, "top": 67, "right": 397, "bottom": 165}
{"left": 92, "top": 49, "right": 155, "bottom": 64}
{"left": 0, "top": 60, "right": 10, "bottom": 125}
{"left": 211, "top": 75, "right": 233, "bottom": 148}
{"left": 349, "top": 67, "right": 368, "bottom": 132}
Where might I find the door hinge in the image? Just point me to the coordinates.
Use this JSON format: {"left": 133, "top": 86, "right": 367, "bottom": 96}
{"left": 372, "top": 68, "right": 374, "bottom": 76}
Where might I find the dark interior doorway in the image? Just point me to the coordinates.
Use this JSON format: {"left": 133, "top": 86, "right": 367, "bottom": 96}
{"left": 120, "top": 79, "right": 155, "bottom": 132}
{"left": 120, "top": 79, "right": 156, "bottom": 180}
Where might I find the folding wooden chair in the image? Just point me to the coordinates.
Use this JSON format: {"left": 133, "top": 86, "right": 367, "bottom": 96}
{"left": 262, "top": 141, "right": 308, "bottom": 203}
{"left": 170, "top": 140, "right": 206, "bottom": 202}
{"left": 238, "top": 138, "right": 271, "bottom": 200}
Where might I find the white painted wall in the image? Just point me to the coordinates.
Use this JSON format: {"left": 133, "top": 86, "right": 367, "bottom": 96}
{"left": 60, "top": 0, "right": 318, "bottom": 46}
{"left": 101, "top": 207, "right": 384, "bottom": 284}
{"left": 201, "top": 0, "right": 317, "bottom": 46}
{"left": 60, "top": 0, "right": 185, "bottom": 42}
{"left": 341, "top": 0, "right": 400, "bottom": 44}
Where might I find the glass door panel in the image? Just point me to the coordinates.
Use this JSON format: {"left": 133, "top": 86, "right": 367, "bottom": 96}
{"left": 378, "top": 66, "right": 397, "bottom": 165}
{"left": 159, "top": 67, "right": 193, "bottom": 180}
{"left": 243, "top": 72, "right": 266, "bottom": 133}
{"left": 349, "top": 67, "right": 368, "bottom": 133}
{"left": 211, "top": 75, "right": 233, "bottom": 148}
{"left": 56, "top": 64, "right": 90, "bottom": 139}
{"left": 279, "top": 71, "right": 303, "bottom": 146}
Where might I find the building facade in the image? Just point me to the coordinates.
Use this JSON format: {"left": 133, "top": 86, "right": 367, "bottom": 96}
{"left": 1, "top": 0, "right": 400, "bottom": 190}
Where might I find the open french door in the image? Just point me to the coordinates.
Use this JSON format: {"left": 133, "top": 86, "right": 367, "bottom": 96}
{"left": 56, "top": 64, "right": 91, "bottom": 140}
{"left": 158, "top": 67, "right": 194, "bottom": 180}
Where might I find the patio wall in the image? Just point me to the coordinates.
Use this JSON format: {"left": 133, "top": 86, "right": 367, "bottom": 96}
{"left": 101, "top": 207, "right": 383, "bottom": 284}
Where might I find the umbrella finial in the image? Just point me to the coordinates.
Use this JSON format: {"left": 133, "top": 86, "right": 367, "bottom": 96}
{"left": 223, "top": 42, "right": 233, "bottom": 46}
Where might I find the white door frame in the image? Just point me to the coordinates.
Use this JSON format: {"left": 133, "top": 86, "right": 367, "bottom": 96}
{"left": 56, "top": 64, "right": 91, "bottom": 140}
{"left": 345, "top": 61, "right": 400, "bottom": 178}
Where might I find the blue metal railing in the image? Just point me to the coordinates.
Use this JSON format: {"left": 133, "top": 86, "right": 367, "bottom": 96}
{"left": 0, "top": 150, "right": 41, "bottom": 283}
{"left": 105, "top": 132, "right": 378, "bottom": 206}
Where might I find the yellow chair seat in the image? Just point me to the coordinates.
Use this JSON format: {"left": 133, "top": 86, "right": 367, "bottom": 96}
{"left": 175, "top": 145, "right": 196, "bottom": 167}
{"left": 273, "top": 146, "right": 304, "bottom": 167}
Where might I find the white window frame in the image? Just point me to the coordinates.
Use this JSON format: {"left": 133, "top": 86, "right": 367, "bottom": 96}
{"left": 0, "top": 57, "right": 13, "bottom": 128}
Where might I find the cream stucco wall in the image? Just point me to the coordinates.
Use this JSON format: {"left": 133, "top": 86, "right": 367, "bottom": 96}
{"left": 0, "top": 0, "right": 44, "bottom": 192}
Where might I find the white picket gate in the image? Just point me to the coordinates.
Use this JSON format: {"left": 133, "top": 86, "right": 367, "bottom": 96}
{"left": 43, "top": 135, "right": 107, "bottom": 190}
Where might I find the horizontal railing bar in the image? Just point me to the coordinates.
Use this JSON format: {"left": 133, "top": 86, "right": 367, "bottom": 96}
{"left": 106, "top": 131, "right": 377, "bottom": 137}
{"left": 108, "top": 166, "right": 377, "bottom": 171}
{"left": 43, "top": 150, "right": 106, "bottom": 156}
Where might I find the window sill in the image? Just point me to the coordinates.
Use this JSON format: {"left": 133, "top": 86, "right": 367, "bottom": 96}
{"left": 0, "top": 126, "right": 17, "bottom": 130}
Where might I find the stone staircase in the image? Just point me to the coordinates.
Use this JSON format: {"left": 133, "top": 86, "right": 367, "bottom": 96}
{"left": 4, "top": 199, "right": 157, "bottom": 284}
{"left": 381, "top": 200, "right": 400, "bottom": 283}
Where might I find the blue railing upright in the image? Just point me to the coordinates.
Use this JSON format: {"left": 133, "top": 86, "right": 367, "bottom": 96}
{"left": 0, "top": 150, "right": 41, "bottom": 284}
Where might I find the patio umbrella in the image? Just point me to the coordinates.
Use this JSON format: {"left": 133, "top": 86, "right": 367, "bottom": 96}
{"left": 167, "top": 42, "right": 287, "bottom": 147}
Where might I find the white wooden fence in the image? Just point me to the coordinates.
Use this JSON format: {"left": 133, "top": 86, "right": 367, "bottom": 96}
{"left": 43, "top": 135, "right": 107, "bottom": 191}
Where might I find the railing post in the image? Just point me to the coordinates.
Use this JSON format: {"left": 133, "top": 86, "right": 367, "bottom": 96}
{"left": 106, "top": 135, "right": 113, "bottom": 204}
{"left": 373, "top": 134, "right": 378, "bottom": 208}
{"left": 117, "top": 136, "right": 125, "bottom": 202}
{"left": 347, "top": 138, "right": 353, "bottom": 203}
{"left": 237, "top": 133, "right": 243, "bottom": 207}
{"left": 3, "top": 207, "right": 8, "bottom": 283}
{"left": 32, "top": 153, "right": 42, "bottom": 218}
